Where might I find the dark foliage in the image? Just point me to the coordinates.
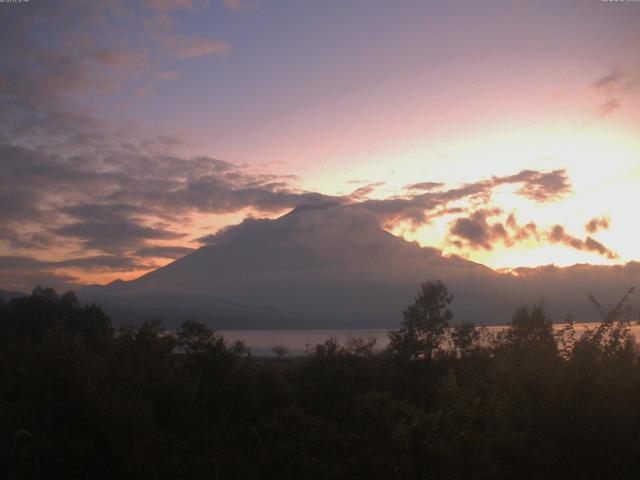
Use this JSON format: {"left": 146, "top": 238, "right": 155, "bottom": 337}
{"left": 1, "top": 284, "right": 640, "bottom": 479}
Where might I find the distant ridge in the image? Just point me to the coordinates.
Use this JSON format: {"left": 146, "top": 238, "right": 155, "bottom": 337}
{"left": 0, "top": 289, "right": 27, "bottom": 301}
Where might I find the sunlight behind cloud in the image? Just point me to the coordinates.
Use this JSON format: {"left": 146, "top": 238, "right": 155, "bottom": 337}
{"left": 383, "top": 121, "right": 639, "bottom": 269}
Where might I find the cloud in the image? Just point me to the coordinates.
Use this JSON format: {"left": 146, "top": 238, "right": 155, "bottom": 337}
{"left": 447, "top": 209, "right": 541, "bottom": 251}
{"left": 56, "top": 220, "right": 185, "bottom": 254}
{"left": 358, "top": 169, "right": 572, "bottom": 228}
{"left": 86, "top": 47, "right": 150, "bottom": 72}
{"left": 591, "top": 67, "right": 640, "bottom": 117}
{"left": 348, "top": 182, "right": 385, "bottom": 201}
{"left": 0, "top": 132, "right": 340, "bottom": 255}
{"left": 134, "top": 245, "right": 196, "bottom": 258}
{"left": 598, "top": 98, "right": 621, "bottom": 117}
{"left": 0, "top": 0, "right": 229, "bottom": 135}
{"left": 548, "top": 225, "right": 617, "bottom": 260}
{"left": 195, "top": 234, "right": 220, "bottom": 246}
{"left": 221, "top": 0, "right": 255, "bottom": 12}
{"left": 449, "top": 209, "right": 507, "bottom": 250}
{"left": 0, "top": 254, "right": 152, "bottom": 273}
{"left": 0, "top": 2, "right": 613, "bottom": 291}
{"left": 155, "top": 70, "right": 181, "bottom": 80}
{"left": 404, "top": 182, "right": 444, "bottom": 192}
{"left": 137, "top": 3, "right": 230, "bottom": 60}
{"left": 171, "top": 203, "right": 449, "bottom": 280}
{"left": 0, "top": 254, "right": 154, "bottom": 291}
{"left": 0, "top": 270, "right": 79, "bottom": 293}
{"left": 54, "top": 255, "right": 153, "bottom": 271}
{"left": 585, "top": 216, "right": 610, "bottom": 234}
{"left": 0, "top": 125, "right": 343, "bottom": 289}
{"left": 0, "top": 134, "right": 341, "bottom": 261}
{"left": 141, "top": 0, "right": 197, "bottom": 12}
{"left": 592, "top": 68, "right": 626, "bottom": 90}
{"left": 0, "top": 101, "right": 581, "bottom": 287}
{"left": 0, "top": 6, "right": 155, "bottom": 115}
{"left": 446, "top": 209, "right": 616, "bottom": 259}
{"left": 169, "top": 36, "right": 230, "bottom": 58}
{"left": 492, "top": 169, "right": 571, "bottom": 202}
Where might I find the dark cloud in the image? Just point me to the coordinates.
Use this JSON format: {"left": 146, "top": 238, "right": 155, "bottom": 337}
{"left": 0, "top": 123, "right": 341, "bottom": 286}
{"left": 0, "top": 255, "right": 151, "bottom": 272}
{"left": 358, "top": 169, "right": 571, "bottom": 227}
{"left": 348, "top": 182, "right": 385, "bottom": 201}
{"left": 0, "top": 136, "right": 339, "bottom": 255}
{"left": 56, "top": 220, "right": 185, "bottom": 254}
{"left": 585, "top": 216, "right": 610, "bottom": 234}
{"left": 505, "top": 214, "right": 539, "bottom": 242}
{"left": 451, "top": 217, "right": 490, "bottom": 247}
{"left": 404, "top": 182, "right": 444, "bottom": 191}
{"left": 54, "top": 255, "right": 153, "bottom": 271}
{"left": 448, "top": 211, "right": 616, "bottom": 260}
{"left": 0, "top": 254, "right": 153, "bottom": 291}
{"left": 449, "top": 209, "right": 506, "bottom": 250}
{"left": 492, "top": 169, "right": 571, "bottom": 202}
{"left": 548, "top": 225, "right": 617, "bottom": 260}
{"left": 195, "top": 234, "right": 222, "bottom": 246}
{"left": 448, "top": 209, "right": 539, "bottom": 251}
{"left": 591, "top": 67, "right": 639, "bottom": 117}
{"left": 0, "top": 159, "right": 569, "bottom": 284}
{"left": 134, "top": 246, "right": 196, "bottom": 258}
{"left": 592, "top": 68, "right": 626, "bottom": 90}
{"left": 0, "top": 271, "right": 79, "bottom": 293}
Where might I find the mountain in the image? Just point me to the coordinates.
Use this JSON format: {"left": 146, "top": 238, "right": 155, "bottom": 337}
{"left": 80, "top": 204, "right": 640, "bottom": 328}
{"left": 0, "top": 289, "right": 27, "bottom": 302}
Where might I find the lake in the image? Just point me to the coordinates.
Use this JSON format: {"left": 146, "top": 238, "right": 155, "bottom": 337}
{"left": 219, "top": 322, "right": 640, "bottom": 357}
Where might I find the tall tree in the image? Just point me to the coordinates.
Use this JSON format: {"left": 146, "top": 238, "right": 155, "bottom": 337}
{"left": 389, "top": 280, "right": 453, "bottom": 361}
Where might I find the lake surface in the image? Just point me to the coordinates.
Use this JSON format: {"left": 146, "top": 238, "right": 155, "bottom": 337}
{"left": 219, "top": 323, "right": 640, "bottom": 357}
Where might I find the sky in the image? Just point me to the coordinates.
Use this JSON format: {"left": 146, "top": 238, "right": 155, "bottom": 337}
{"left": 1, "top": 0, "right": 640, "bottom": 291}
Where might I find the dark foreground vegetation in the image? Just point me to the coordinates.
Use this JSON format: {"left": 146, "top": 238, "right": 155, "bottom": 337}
{"left": 1, "top": 282, "right": 639, "bottom": 479}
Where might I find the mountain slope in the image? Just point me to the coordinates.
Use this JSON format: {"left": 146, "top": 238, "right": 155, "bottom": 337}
{"left": 81, "top": 205, "right": 500, "bottom": 327}
{"left": 0, "top": 289, "right": 27, "bottom": 302}
{"left": 81, "top": 204, "right": 640, "bottom": 328}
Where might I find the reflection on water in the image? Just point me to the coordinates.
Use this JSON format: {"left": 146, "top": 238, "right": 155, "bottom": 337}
{"left": 219, "top": 323, "right": 640, "bottom": 357}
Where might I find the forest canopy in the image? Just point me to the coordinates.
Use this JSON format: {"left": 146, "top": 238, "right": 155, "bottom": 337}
{"left": 1, "top": 282, "right": 639, "bottom": 479}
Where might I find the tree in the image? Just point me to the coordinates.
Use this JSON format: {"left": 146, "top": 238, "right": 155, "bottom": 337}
{"left": 451, "top": 321, "right": 480, "bottom": 357}
{"left": 502, "top": 302, "right": 557, "bottom": 358}
{"left": 389, "top": 280, "right": 453, "bottom": 361}
{"left": 175, "top": 319, "right": 225, "bottom": 355}
{"left": 574, "top": 287, "right": 636, "bottom": 362}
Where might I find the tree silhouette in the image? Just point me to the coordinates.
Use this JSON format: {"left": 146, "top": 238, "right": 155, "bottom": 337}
{"left": 388, "top": 280, "right": 453, "bottom": 361}
{"left": 176, "top": 319, "right": 224, "bottom": 355}
{"left": 451, "top": 321, "right": 480, "bottom": 357}
{"left": 504, "top": 302, "right": 556, "bottom": 355}
{"left": 3, "top": 284, "right": 640, "bottom": 479}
